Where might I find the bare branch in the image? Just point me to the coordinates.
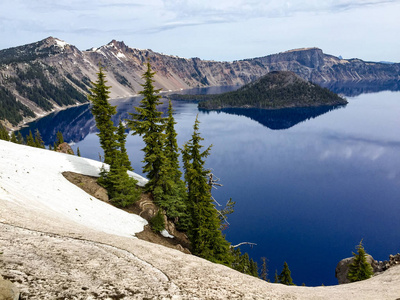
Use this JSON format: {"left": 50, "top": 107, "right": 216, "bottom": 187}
{"left": 211, "top": 195, "right": 222, "bottom": 207}
{"left": 230, "top": 242, "right": 257, "bottom": 248}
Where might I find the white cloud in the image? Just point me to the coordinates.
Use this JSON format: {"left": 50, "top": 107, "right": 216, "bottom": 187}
{"left": 0, "top": 0, "right": 399, "bottom": 62}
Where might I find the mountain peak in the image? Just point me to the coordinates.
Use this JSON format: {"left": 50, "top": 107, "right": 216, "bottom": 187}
{"left": 283, "top": 47, "right": 322, "bottom": 54}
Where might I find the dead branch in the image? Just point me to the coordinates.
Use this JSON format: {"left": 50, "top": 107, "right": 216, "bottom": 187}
{"left": 230, "top": 242, "right": 257, "bottom": 248}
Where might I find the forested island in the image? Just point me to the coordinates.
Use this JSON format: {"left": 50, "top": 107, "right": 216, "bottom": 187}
{"left": 191, "top": 71, "right": 347, "bottom": 110}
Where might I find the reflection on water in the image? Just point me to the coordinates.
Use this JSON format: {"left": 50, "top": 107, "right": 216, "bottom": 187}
{"left": 200, "top": 105, "right": 346, "bottom": 130}
{"left": 18, "top": 81, "right": 400, "bottom": 143}
{"left": 320, "top": 80, "right": 400, "bottom": 97}
{"left": 18, "top": 104, "right": 94, "bottom": 144}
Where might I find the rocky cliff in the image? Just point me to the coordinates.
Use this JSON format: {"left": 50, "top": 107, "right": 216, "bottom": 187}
{"left": 0, "top": 38, "right": 399, "bottom": 128}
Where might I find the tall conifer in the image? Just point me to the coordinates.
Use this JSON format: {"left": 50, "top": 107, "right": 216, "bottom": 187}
{"left": 10, "top": 131, "right": 17, "bottom": 143}
{"left": 17, "top": 132, "right": 24, "bottom": 144}
{"left": 88, "top": 66, "right": 117, "bottom": 165}
{"left": 26, "top": 130, "right": 35, "bottom": 146}
{"left": 182, "top": 116, "right": 232, "bottom": 264}
{"left": 89, "top": 66, "right": 139, "bottom": 206}
{"left": 127, "top": 61, "right": 165, "bottom": 191}
{"left": 161, "top": 99, "right": 187, "bottom": 226}
{"left": 34, "top": 129, "right": 45, "bottom": 148}
{"left": 278, "top": 262, "right": 294, "bottom": 285}
{"left": 0, "top": 124, "right": 9, "bottom": 141}
{"left": 260, "top": 257, "right": 268, "bottom": 281}
{"left": 117, "top": 121, "right": 133, "bottom": 171}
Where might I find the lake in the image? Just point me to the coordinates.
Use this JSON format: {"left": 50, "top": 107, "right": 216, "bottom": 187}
{"left": 18, "top": 85, "right": 400, "bottom": 286}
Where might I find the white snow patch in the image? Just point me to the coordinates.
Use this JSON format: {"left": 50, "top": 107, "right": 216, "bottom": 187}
{"left": 110, "top": 51, "right": 122, "bottom": 62}
{"left": 55, "top": 39, "right": 69, "bottom": 49}
{"left": 0, "top": 140, "right": 148, "bottom": 238}
{"left": 160, "top": 229, "right": 174, "bottom": 238}
{"left": 116, "top": 52, "right": 126, "bottom": 59}
{"left": 95, "top": 49, "right": 107, "bottom": 57}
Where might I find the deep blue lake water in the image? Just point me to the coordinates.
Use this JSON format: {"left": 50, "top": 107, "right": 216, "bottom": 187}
{"left": 19, "top": 86, "right": 400, "bottom": 286}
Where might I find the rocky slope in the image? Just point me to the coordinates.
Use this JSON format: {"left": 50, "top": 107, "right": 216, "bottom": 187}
{"left": 0, "top": 37, "right": 399, "bottom": 128}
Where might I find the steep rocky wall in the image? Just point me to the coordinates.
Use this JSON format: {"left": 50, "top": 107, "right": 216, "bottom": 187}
{"left": 0, "top": 37, "right": 399, "bottom": 128}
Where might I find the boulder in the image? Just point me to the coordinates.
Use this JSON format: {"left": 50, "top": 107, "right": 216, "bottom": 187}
{"left": 0, "top": 275, "right": 20, "bottom": 300}
{"left": 56, "top": 142, "right": 74, "bottom": 155}
{"left": 335, "top": 255, "right": 377, "bottom": 284}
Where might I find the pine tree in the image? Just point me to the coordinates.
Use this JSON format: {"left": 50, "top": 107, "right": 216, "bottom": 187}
{"left": 347, "top": 240, "right": 374, "bottom": 282}
{"left": 0, "top": 124, "right": 9, "bottom": 141}
{"left": 274, "top": 269, "right": 279, "bottom": 283}
{"left": 249, "top": 258, "right": 259, "bottom": 277}
{"left": 161, "top": 99, "right": 187, "bottom": 226}
{"left": 182, "top": 116, "right": 232, "bottom": 264}
{"left": 55, "top": 131, "right": 64, "bottom": 148}
{"left": 104, "top": 149, "right": 140, "bottom": 207}
{"left": 77, "top": 147, "right": 81, "bottom": 157}
{"left": 88, "top": 66, "right": 117, "bottom": 165}
{"left": 260, "top": 257, "right": 268, "bottom": 281}
{"left": 26, "top": 130, "right": 35, "bottom": 146}
{"left": 278, "top": 262, "right": 294, "bottom": 285}
{"left": 127, "top": 61, "right": 165, "bottom": 191}
{"left": 116, "top": 121, "right": 133, "bottom": 171}
{"left": 165, "top": 99, "right": 181, "bottom": 181}
{"left": 34, "top": 129, "right": 45, "bottom": 148}
{"left": 10, "top": 131, "right": 17, "bottom": 143}
{"left": 88, "top": 66, "right": 140, "bottom": 207}
{"left": 17, "top": 132, "right": 24, "bottom": 144}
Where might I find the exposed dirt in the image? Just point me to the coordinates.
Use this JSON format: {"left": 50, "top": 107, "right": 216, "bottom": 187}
{"left": 62, "top": 171, "right": 191, "bottom": 254}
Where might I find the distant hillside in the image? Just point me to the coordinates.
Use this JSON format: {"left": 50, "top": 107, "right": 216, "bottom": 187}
{"left": 198, "top": 71, "right": 347, "bottom": 110}
{"left": 0, "top": 38, "right": 399, "bottom": 128}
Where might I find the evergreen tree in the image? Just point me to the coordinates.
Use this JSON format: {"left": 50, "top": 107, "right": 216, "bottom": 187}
{"left": 10, "top": 131, "right": 17, "bottom": 143}
{"left": 230, "top": 247, "right": 258, "bottom": 277}
{"left": 0, "top": 124, "right": 9, "bottom": 141}
{"left": 77, "top": 147, "right": 81, "bottom": 157}
{"left": 34, "top": 129, "right": 45, "bottom": 148}
{"left": 17, "top": 132, "right": 24, "bottom": 144}
{"left": 126, "top": 63, "right": 187, "bottom": 222}
{"left": 278, "top": 262, "right": 294, "bottom": 285}
{"left": 88, "top": 66, "right": 117, "bottom": 165}
{"left": 274, "top": 270, "right": 279, "bottom": 283}
{"left": 26, "top": 130, "right": 35, "bottom": 146}
{"left": 347, "top": 240, "right": 374, "bottom": 282}
{"left": 55, "top": 131, "right": 64, "bottom": 148}
{"left": 260, "top": 257, "right": 268, "bottom": 281}
{"left": 165, "top": 99, "right": 181, "bottom": 181}
{"left": 182, "top": 116, "right": 232, "bottom": 264}
{"left": 116, "top": 121, "right": 133, "bottom": 171}
{"left": 127, "top": 61, "right": 165, "bottom": 191}
{"left": 161, "top": 99, "right": 187, "bottom": 227}
{"left": 103, "top": 149, "right": 140, "bottom": 207}
{"left": 88, "top": 66, "right": 140, "bottom": 207}
{"left": 249, "top": 258, "right": 259, "bottom": 277}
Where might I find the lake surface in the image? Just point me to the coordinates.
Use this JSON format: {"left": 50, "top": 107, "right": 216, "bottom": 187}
{"left": 19, "top": 86, "right": 400, "bottom": 286}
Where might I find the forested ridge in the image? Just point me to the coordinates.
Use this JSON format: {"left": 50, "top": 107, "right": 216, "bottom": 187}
{"left": 198, "top": 71, "right": 347, "bottom": 110}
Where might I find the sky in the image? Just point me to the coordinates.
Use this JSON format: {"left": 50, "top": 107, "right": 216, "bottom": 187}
{"left": 0, "top": 0, "right": 399, "bottom": 62}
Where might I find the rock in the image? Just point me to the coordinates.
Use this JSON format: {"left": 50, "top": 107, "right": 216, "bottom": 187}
{"left": 335, "top": 255, "right": 377, "bottom": 284}
{"left": 56, "top": 142, "right": 74, "bottom": 155}
{"left": 336, "top": 254, "right": 400, "bottom": 284}
{"left": 0, "top": 275, "right": 20, "bottom": 300}
{"left": 62, "top": 171, "right": 109, "bottom": 202}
